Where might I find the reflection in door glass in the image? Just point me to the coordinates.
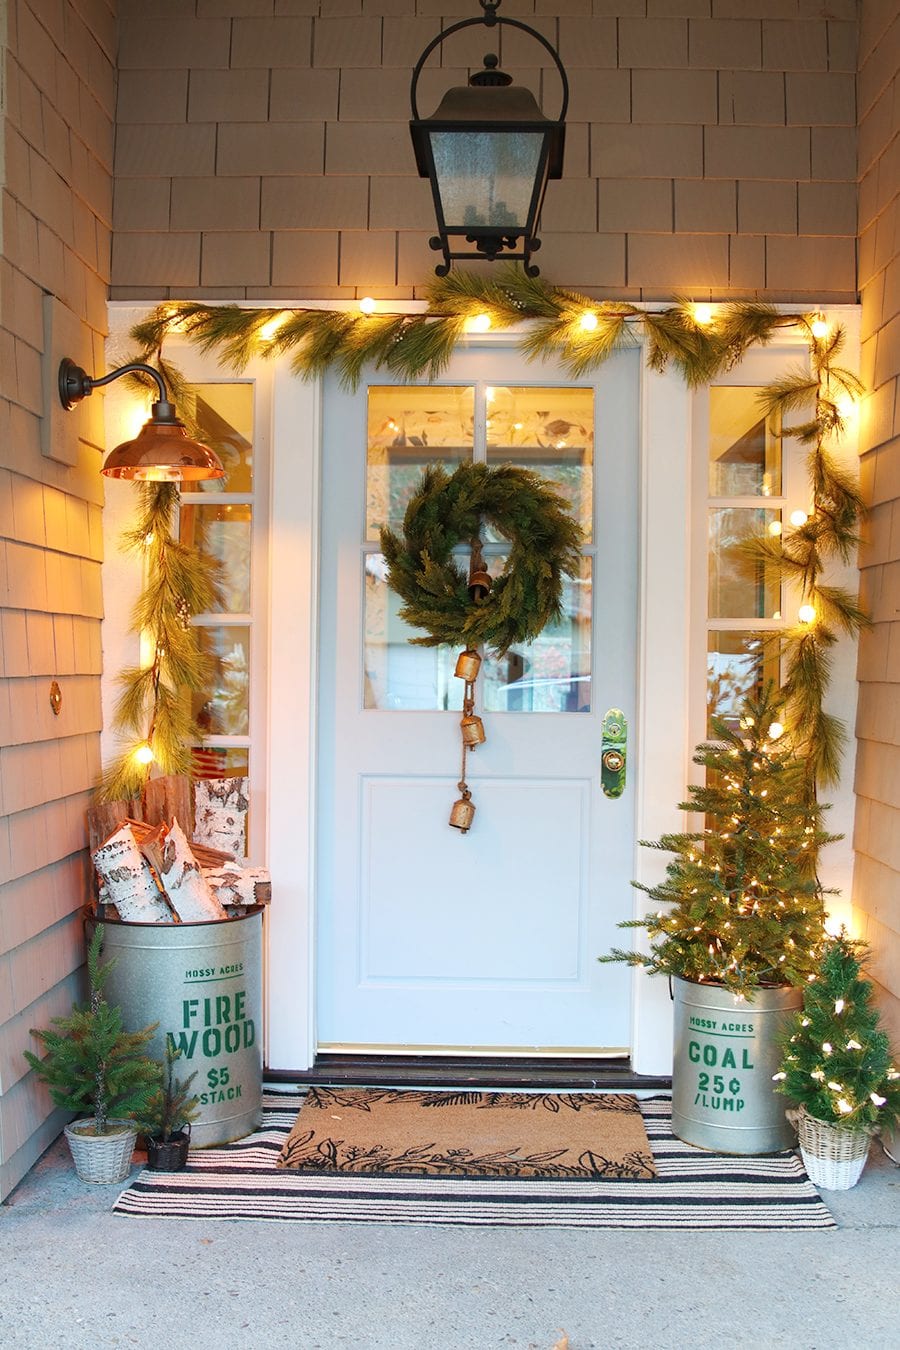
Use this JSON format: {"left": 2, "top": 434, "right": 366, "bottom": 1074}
{"left": 366, "top": 386, "right": 475, "bottom": 540}
{"left": 179, "top": 502, "right": 252, "bottom": 612}
{"left": 193, "top": 625, "right": 251, "bottom": 735}
{"left": 707, "top": 630, "right": 780, "bottom": 734}
{"left": 708, "top": 387, "right": 782, "bottom": 497}
{"left": 708, "top": 507, "right": 781, "bottom": 619}
{"left": 483, "top": 558, "right": 592, "bottom": 713}
{"left": 186, "top": 383, "right": 254, "bottom": 494}
{"left": 363, "top": 554, "right": 464, "bottom": 711}
{"left": 485, "top": 386, "right": 593, "bottom": 540}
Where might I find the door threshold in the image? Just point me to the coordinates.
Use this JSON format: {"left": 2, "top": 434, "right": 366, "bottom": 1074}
{"left": 268, "top": 1053, "right": 671, "bottom": 1092}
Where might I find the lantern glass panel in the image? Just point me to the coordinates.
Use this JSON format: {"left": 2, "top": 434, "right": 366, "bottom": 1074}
{"left": 430, "top": 130, "right": 545, "bottom": 229}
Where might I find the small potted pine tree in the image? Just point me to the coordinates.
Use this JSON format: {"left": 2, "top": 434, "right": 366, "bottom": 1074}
{"left": 145, "top": 1039, "right": 200, "bottom": 1171}
{"left": 24, "top": 928, "right": 160, "bottom": 1183}
{"left": 602, "top": 687, "right": 835, "bottom": 1153}
{"left": 774, "top": 932, "right": 900, "bottom": 1189}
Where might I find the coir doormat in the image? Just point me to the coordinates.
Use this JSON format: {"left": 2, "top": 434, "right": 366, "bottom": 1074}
{"left": 277, "top": 1087, "right": 656, "bottom": 1180}
{"left": 112, "top": 1091, "right": 837, "bottom": 1229}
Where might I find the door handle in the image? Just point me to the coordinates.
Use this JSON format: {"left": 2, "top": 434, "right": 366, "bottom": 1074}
{"left": 601, "top": 708, "right": 627, "bottom": 799}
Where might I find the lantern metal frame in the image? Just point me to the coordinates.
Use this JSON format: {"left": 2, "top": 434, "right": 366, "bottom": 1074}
{"left": 409, "top": 0, "right": 568, "bottom": 277}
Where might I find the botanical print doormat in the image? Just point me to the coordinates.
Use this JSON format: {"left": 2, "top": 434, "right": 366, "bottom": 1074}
{"left": 113, "top": 1091, "right": 837, "bottom": 1229}
{"left": 277, "top": 1088, "right": 656, "bottom": 1180}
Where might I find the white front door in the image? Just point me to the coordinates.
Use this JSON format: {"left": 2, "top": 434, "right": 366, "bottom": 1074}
{"left": 314, "top": 344, "right": 639, "bottom": 1055}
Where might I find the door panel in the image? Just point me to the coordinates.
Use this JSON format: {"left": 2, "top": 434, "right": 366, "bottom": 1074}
{"left": 316, "top": 345, "right": 639, "bottom": 1053}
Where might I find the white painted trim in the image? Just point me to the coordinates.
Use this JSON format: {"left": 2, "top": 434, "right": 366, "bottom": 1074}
{"left": 631, "top": 362, "right": 693, "bottom": 1076}
{"left": 266, "top": 374, "right": 321, "bottom": 1070}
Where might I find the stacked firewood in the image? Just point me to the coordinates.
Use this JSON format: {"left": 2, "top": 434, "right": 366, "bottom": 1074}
{"left": 88, "top": 775, "right": 271, "bottom": 924}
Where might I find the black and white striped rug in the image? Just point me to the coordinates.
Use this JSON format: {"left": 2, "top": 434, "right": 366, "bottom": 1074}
{"left": 113, "top": 1091, "right": 836, "bottom": 1229}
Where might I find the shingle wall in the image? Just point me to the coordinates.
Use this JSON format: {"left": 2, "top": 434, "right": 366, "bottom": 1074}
{"left": 854, "top": 0, "right": 900, "bottom": 1042}
{"left": 111, "top": 0, "right": 860, "bottom": 303}
{"left": 0, "top": 0, "right": 114, "bottom": 1200}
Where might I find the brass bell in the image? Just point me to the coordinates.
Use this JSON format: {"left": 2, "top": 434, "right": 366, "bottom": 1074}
{"left": 449, "top": 796, "right": 476, "bottom": 832}
{"left": 468, "top": 568, "right": 492, "bottom": 602}
{"left": 454, "top": 648, "right": 482, "bottom": 681}
{"left": 460, "top": 713, "right": 486, "bottom": 747}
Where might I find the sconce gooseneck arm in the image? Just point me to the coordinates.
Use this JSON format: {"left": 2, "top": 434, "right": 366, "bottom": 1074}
{"left": 58, "top": 357, "right": 173, "bottom": 414}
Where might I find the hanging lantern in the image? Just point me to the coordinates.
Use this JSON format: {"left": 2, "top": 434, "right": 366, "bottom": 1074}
{"left": 409, "top": 0, "right": 568, "bottom": 277}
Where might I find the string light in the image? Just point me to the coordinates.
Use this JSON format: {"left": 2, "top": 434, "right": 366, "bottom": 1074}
{"left": 258, "top": 313, "right": 288, "bottom": 342}
{"left": 693, "top": 303, "right": 714, "bottom": 326}
{"left": 768, "top": 520, "right": 783, "bottom": 536}
{"left": 465, "top": 313, "right": 492, "bottom": 333}
{"left": 133, "top": 743, "right": 154, "bottom": 766}
{"left": 359, "top": 296, "right": 377, "bottom": 314}
{"left": 768, "top": 722, "right": 784, "bottom": 740}
{"left": 810, "top": 313, "right": 830, "bottom": 339}
{"left": 798, "top": 604, "right": 816, "bottom": 625}
{"left": 789, "top": 509, "right": 809, "bottom": 527}
{"left": 579, "top": 311, "right": 599, "bottom": 332}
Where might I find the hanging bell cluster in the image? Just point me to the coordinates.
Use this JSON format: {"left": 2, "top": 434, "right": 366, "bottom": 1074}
{"left": 449, "top": 646, "right": 484, "bottom": 833}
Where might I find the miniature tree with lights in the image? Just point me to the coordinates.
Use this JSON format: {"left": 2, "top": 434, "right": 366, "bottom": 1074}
{"left": 602, "top": 686, "right": 835, "bottom": 995}
{"left": 774, "top": 932, "right": 900, "bottom": 1131}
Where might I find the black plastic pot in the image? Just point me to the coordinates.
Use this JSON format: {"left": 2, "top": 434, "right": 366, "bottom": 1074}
{"left": 146, "top": 1126, "right": 191, "bottom": 1172}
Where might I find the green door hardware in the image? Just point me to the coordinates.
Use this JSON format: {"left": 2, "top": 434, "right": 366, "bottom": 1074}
{"left": 601, "top": 708, "right": 627, "bottom": 799}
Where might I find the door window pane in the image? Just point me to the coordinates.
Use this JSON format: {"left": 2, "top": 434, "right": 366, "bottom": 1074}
{"left": 485, "top": 386, "right": 593, "bottom": 540}
{"left": 707, "top": 631, "right": 780, "bottom": 734}
{"left": 363, "top": 553, "right": 464, "bottom": 711}
{"left": 179, "top": 502, "right": 252, "bottom": 612}
{"left": 186, "top": 383, "right": 254, "bottom": 493}
{"left": 708, "top": 507, "right": 781, "bottom": 619}
{"left": 482, "top": 558, "right": 592, "bottom": 713}
{"left": 709, "top": 387, "right": 782, "bottom": 498}
{"left": 366, "top": 386, "right": 475, "bottom": 539}
{"left": 193, "top": 625, "right": 251, "bottom": 735}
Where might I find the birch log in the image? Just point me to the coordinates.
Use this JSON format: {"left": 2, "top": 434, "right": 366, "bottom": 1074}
{"left": 202, "top": 866, "right": 272, "bottom": 907}
{"left": 151, "top": 817, "right": 227, "bottom": 923}
{"left": 92, "top": 825, "right": 174, "bottom": 923}
{"left": 194, "top": 777, "right": 249, "bottom": 856}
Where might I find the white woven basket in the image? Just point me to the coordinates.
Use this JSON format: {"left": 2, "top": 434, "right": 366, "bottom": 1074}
{"left": 64, "top": 1119, "right": 138, "bottom": 1184}
{"left": 789, "top": 1106, "right": 873, "bottom": 1191}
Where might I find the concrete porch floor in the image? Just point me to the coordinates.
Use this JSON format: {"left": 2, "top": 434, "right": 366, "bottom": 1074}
{"left": 1, "top": 1129, "right": 898, "bottom": 1350}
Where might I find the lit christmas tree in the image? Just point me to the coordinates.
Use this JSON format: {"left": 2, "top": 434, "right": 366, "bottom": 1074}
{"left": 774, "top": 932, "right": 900, "bottom": 1131}
{"left": 603, "top": 688, "right": 835, "bottom": 994}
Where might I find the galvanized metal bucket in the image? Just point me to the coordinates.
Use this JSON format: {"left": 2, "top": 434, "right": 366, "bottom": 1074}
{"left": 671, "top": 976, "right": 802, "bottom": 1154}
{"left": 95, "top": 909, "right": 263, "bottom": 1147}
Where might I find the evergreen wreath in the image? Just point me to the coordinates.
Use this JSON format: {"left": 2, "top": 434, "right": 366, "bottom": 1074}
{"left": 379, "top": 461, "right": 583, "bottom": 657}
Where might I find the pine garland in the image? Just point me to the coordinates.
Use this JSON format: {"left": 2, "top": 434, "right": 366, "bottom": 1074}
{"left": 774, "top": 932, "right": 900, "bottom": 1131}
{"left": 600, "top": 688, "right": 836, "bottom": 995}
{"left": 380, "top": 461, "right": 583, "bottom": 656}
{"left": 112, "top": 267, "right": 865, "bottom": 801}
{"left": 98, "top": 482, "right": 222, "bottom": 803}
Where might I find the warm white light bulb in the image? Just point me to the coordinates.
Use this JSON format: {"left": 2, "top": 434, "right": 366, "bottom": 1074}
{"left": 258, "top": 313, "right": 287, "bottom": 342}
{"left": 466, "top": 313, "right": 491, "bottom": 333}
{"left": 789, "top": 509, "right": 809, "bottom": 527}
{"left": 693, "top": 303, "right": 714, "bottom": 326}
{"left": 798, "top": 604, "right": 816, "bottom": 625}
{"left": 768, "top": 520, "right": 783, "bottom": 536}
{"left": 836, "top": 395, "right": 856, "bottom": 419}
{"left": 579, "top": 311, "right": 599, "bottom": 332}
{"left": 134, "top": 743, "right": 154, "bottom": 766}
{"left": 767, "top": 721, "right": 784, "bottom": 740}
{"left": 810, "top": 314, "right": 830, "bottom": 339}
{"left": 836, "top": 1097, "right": 854, "bottom": 1115}
{"left": 359, "top": 296, "right": 377, "bottom": 314}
